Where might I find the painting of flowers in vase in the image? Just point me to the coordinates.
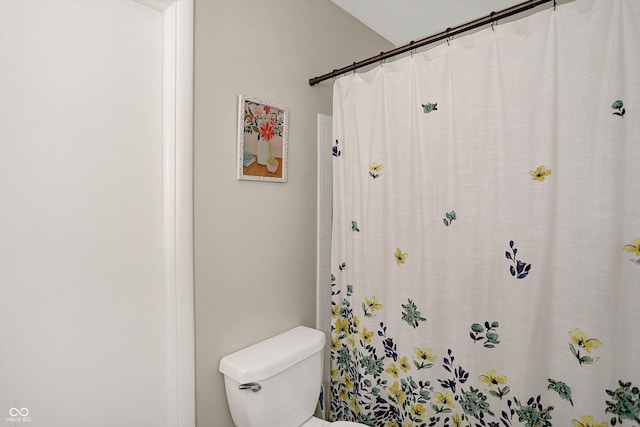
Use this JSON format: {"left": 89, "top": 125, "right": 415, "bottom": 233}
{"left": 237, "top": 94, "right": 288, "bottom": 182}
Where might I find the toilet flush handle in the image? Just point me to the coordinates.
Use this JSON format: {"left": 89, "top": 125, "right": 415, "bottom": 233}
{"left": 238, "top": 382, "right": 262, "bottom": 393}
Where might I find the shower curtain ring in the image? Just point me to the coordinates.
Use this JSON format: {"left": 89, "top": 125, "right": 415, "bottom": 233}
{"left": 553, "top": 0, "right": 557, "bottom": 10}
{"left": 446, "top": 27, "right": 453, "bottom": 46}
{"left": 490, "top": 12, "right": 497, "bottom": 31}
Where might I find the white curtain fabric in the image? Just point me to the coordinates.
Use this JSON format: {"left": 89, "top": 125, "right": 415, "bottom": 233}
{"left": 330, "top": 1, "right": 640, "bottom": 426}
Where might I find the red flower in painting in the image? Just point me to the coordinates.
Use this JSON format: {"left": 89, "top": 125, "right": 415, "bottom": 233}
{"left": 259, "top": 121, "right": 275, "bottom": 141}
{"left": 263, "top": 105, "right": 271, "bottom": 114}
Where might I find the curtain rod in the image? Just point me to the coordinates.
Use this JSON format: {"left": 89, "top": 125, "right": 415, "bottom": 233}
{"left": 309, "top": 0, "right": 554, "bottom": 86}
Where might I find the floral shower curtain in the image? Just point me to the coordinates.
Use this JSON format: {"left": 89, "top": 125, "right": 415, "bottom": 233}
{"left": 329, "top": 1, "right": 640, "bottom": 426}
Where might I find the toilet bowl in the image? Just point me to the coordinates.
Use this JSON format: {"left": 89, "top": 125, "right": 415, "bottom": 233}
{"left": 219, "top": 326, "right": 367, "bottom": 427}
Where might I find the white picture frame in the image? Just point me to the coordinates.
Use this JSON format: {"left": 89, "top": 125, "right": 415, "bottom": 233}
{"left": 237, "top": 94, "right": 289, "bottom": 182}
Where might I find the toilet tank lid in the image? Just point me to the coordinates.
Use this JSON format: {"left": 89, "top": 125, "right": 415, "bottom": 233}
{"left": 219, "top": 326, "right": 326, "bottom": 384}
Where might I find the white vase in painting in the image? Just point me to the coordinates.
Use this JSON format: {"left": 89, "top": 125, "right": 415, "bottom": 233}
{"left": 257, "top": 139, "right": 270, "bottom": 165}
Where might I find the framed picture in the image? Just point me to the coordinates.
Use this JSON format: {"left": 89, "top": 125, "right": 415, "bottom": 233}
{"left": 237, "top": 94, "right": 289, "bottom": 182}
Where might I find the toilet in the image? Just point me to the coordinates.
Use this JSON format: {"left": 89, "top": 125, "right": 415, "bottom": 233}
{"left": 219, "top": 326, "right": 367, "bottom": 427}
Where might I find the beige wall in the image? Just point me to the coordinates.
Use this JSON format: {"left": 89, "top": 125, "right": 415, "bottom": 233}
{"left": 193, "top": 1, "right": 392, "bottom": 425}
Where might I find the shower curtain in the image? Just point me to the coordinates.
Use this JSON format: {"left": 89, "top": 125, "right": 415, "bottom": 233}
{"left": 329, "top": 1, "right": 640, "bottom": 426}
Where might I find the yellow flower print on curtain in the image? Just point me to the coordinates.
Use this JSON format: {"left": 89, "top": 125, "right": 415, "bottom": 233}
{"left": 569, "top": 328, "right": 601, "bottom": 365}
{"left": 479, "top": 369, "right": 510, "bottom": 399}
{"left": 369, "top": 162, "right": 383, "bottom": 179}
{"left": 332, "top": 305, "right": 340, "bottom": 318}
{"left": 386, "top": 362, "right": 400, "bottom": 379}
{"left": 363, "top": 296, "right": 383, "bottom": 317}
{"left": 388, "top": 381, "right": 406, "bottom": 405}
{"left": 360, "top": 327, "right": 374, "bottom": 343}
{"left": 572, "top": 415, "right": 608, "bottom": 427}
{"left": 529, "top": 165, "right": 552, "bottom": 182}
{"left": 434, "top": 391, "right": 455, "bottom": 412}
{"left": 478, "top": 369, "right": 507, "bottom": 388}
{"left": 413, "top": 347, "right": 436, "bottom": 370}
{"left": 335, "top": 317, "right": 348, "bottom": 335}
{"left": 394, "top": 248, "right": 408, "bottom": 265}
{"left": 398, "top": 356, "right": 411, "bottom": 373}
{"left": 452, "top": 412, "right": 462, "bottom": 427}
{"left": 410, "top": 402, "right": 427, "bottom": 418}
{"left": 624, "top": 237, "right": 640, "bottom": 264}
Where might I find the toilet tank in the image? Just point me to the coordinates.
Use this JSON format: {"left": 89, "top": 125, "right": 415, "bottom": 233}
{"left": 219, "top": 326, "right": 326, "bottom": 427}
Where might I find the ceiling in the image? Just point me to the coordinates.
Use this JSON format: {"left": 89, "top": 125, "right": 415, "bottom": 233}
{"left": 331, "top": 0, "right": 529, "bottom": 46}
